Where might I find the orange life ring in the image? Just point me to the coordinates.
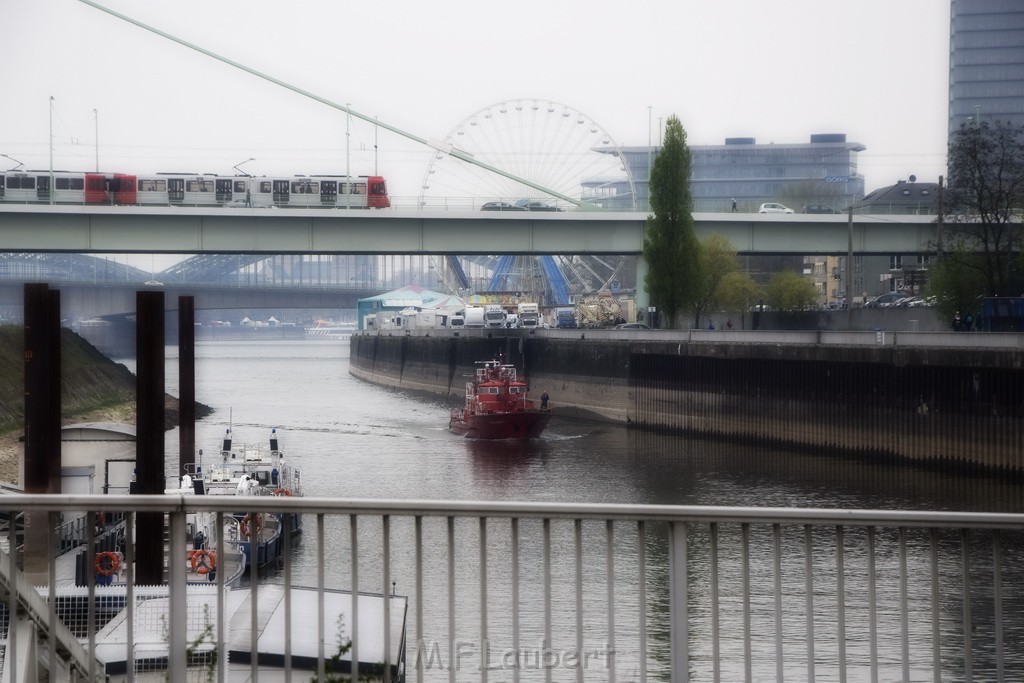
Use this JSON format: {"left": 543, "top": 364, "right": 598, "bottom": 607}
{"left": 190, "top": 549, "right": 217, "bottom": 574}
{"left": 95, "top": 551, "right": 121, "bottom": 577}
{"left": 274, "top": 488, "right": 292, "bottom": 496}
{"left": 240, "top": 513, "right": 262, "bottom": 539}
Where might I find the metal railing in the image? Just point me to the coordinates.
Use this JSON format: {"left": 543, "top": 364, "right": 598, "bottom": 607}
{"left": 1, "top": 495, "right": 1023, "bottom": 682}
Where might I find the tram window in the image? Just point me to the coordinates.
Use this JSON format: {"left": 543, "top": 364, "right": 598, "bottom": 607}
{"left": 290, "top": 181, "right": 317, "bottom": 194}
{"left": 351, "top": 183, "right": 366, "bottom": 195}
{"left": 371, "top": 181, "right": 385, "bottom": 195}
{"left": 339, "top": 183, "right": 348, "bottom": 194}
{"left": 6, "top": 176, "right": 34, "bottom": 189}
{"left": 234, "top": 181, "right": 246, "bottom": 192}
{"left": 70, "top": 178, "right": 84, "bottom": 190}
{"left": 321, "top": 180, "right": 337, "bottom": 194}
{"left": 139, "top": 179, "right": 166, "bottom": 192}
{"left": 56, "top": 178, "right": 70, "bottom": 190}
{"left": 259, "top": 181, "right": 272, "bottom": 193}
{"left": 186, "top": 180, "right": 214, "bottom": 192}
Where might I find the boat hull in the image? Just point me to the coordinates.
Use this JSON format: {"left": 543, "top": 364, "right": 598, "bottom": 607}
{"left": 449, "top": 410, "right": 551, "bottom": 440}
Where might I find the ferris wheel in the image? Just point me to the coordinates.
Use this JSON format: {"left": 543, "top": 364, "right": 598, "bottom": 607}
{"left": 417, "top": 100, "right": 636, "bottom": 210}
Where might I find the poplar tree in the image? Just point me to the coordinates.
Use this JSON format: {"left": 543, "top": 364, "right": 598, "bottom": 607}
{"left": 643, "top": 115, "right": 701, "bottom": 328}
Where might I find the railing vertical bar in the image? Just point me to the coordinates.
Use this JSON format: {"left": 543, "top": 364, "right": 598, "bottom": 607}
{"left": 773, "top": 523, "right": 783, "bottom": 682}
{"left": 511, "top": 518, "right": 521, "bottom": 683}
{"left": 47, "top": 512, "right": 58, "bottom": 683}
{"left": 836, "top": 526, "right": 846, "bottom": 683}
{"left": 899, "top": 527, "right": 909, "bottom": 683}
{"left": 742, "top": 523, "right": 751, "bottom": 682}
{"left": 543, "top": 517, "right": 552, "bottom": 683}
{"left": 961, "top": 528, "right": 973, "bottom": 681}
{"left": 124, "top": 511, "right": 135, "bottom": 683}
{"left": 351, "top": 514, "right": 360, "bottom": 683}
{"left": 929, "top": 528, "right": 940, "bottom": 683}
{"left": 250, "top": 509, "right": 260, "bottom": 683}
{"left": 575, "top": 518, "right": 584, "bottom": 683}
{"left": 669, "top": 521, "right": 689, "bottom": 683}
{"left": 7, "top": 505, "right": 17, "bottom": 683}
{"left": 480, "top": 516, "right": 488, "bottom": 683}
{"left": 282, "top": 510, "right": 292, "bottom": 682}
{"left": 710, "top": 523, "right": 720, "bottom": 683}
{"left": 169, "top": 508, "right": 187, "bottom": 683}
{"left": 317, "top": 513, "right": 326, "bottom": 681}
{"left": 86, "top": 512, "right": 96, "bottom": 680}
{"left": 448, "top": 515, "right": 456, "bottom": 683}
{"left": 415, "top": 515, "right": 424, "bottom": 683}
{"left": 382, "top": 515, "right": 391, "bottom": 683}
{"left": 216, "top": 512, "right": 227, "bottom": 683}
{"left": 638, "top": 520, "right": 647, "bottom": 683}
{"left": 867, "top": 526, "right": 877, "bottom": 683}
{"left": 992, "top": 530, "right": 1004, "bottom": 683}
{"left": 804, "top": 525, "right": 814, "bottom": 683}
{"left": 606, "top": 519, "right": 616, "bottom": 683}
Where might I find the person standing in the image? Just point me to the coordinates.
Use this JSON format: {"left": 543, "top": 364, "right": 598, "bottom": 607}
{"left": 540, "top": 391, "right": 550, "bottom": 411}
{"left": 731, "top": 198, "right": 738, "bottom": 212}
{"left": 952, "top": 311, "right": 962, "bottom": 331}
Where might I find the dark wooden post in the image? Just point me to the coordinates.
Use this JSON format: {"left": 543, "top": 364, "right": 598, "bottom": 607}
{"left": 135, "top": 290, "right": 165, "bottom": 585}
{"left": 178, "top": 296, "right": 196, "bottom": 474}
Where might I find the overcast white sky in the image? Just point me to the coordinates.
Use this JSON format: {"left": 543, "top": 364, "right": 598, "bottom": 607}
{"left": 2, "top": 0, "right": 951, "bottom": 204}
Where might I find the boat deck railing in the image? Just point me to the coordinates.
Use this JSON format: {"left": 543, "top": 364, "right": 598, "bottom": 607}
{"left": 1, "top": 495, "right": 1023, "bottom": 682}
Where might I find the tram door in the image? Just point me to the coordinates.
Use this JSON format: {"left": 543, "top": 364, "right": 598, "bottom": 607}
{"left": 320, "top": 180, "right": 338, "bottom": 206}
{"left": 215, "top": 179, "right": 233, "bottom": 203}
{"left": 168, "top": 178, "right": 185, "bottom": 203}
{"left": 36, "top": 175, "right": 50, "bottom": 202}
{"left": 273, "top": 180, "right": 289, "bottom": 205}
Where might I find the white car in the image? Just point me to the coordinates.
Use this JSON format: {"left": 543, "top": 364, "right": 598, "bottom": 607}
{"left": 758, "top": 202, "right": 794, "bottom": 214}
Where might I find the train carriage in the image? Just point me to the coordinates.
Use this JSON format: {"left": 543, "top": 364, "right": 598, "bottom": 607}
{"left": 1, "top": 171, "right": 110, "bottom": 204}
{"left": 2, "top": 169, "right": 390, "bottom": 209}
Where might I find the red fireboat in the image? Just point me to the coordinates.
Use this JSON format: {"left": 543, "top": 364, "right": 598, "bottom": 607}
{"left": 449, "top": 356, "right": 551, "bottom": 439}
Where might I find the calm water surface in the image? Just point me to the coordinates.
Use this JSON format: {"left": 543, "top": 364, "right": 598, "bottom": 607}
{"left": 119, "top": 339, "right": 1022, "bottom": 681}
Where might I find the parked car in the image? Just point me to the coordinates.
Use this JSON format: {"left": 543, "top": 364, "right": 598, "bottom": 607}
{"left": 801, "top": 204, "right": 842, "bottom": 214}
{"left": 758, "top": 202, "right": 794, "bottom": 214}
{"left": 481, "top": 201, "right": 527, "bottom": 211}
{"left": 864, "top": 292, "right": 908, "bottom": 308}
{"left": 515, "top": 199, "right": 563, "bottom": 212}
{"left": 614, "top": 322, "right": 650, "bottom": 330}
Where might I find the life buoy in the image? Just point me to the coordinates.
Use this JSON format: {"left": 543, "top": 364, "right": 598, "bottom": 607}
{"left": 240, "top": 513, "right": 262, "bottom": 539}
{"left": 274, "top": 488, "right": 292, "bottom": 496}
{"left": 190, "top": 550, "right": 217, "bottom": 574}
{"left": 95, "top": 551, "right": 122, "bottom": 577}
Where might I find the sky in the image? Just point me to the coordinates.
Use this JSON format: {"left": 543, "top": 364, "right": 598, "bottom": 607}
{"left": 1, "top": 0, "right": 952, "bottom": 206}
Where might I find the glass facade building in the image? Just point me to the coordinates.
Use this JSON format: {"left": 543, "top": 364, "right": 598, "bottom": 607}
{"left": 590, "top": 134, "right": 865, "bottom": 213}
{"left": 948, "top": 0, "right": 1024, "bottom": 133}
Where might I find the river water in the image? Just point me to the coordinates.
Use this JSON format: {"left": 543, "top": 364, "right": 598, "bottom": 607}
{"left": 117, "top": 339, "right": 1023, "bottom": 681}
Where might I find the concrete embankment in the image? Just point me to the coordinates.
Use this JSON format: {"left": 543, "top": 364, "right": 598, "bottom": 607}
{"left": 350, "top": 331, "right": 1024, "bottom": 475}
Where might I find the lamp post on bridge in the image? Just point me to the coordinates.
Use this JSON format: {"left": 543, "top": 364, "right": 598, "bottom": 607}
{"left": 49, "top": 96, "right": 55, "bottom": 205}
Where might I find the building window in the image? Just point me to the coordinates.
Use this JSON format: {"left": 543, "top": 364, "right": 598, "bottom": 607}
{"left": 890, "top": 255, "right": 903, "bottom": 270}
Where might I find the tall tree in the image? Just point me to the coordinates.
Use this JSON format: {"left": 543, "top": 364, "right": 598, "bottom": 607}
{"left": 643, "top": 115, "right": 700, "bottom": 328}
{"left": 942, "top": 120, "right": 1024, "bottom": 296}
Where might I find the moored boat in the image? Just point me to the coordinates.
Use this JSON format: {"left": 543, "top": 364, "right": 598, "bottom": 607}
{"left": 184, "top": 428, "right": 303, "bottom": 570}
{"left": 449, "top": 356, "right": 551, "bottom": 439}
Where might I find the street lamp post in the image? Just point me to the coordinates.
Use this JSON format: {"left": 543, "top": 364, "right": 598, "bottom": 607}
{"left": 647, "top": 106, "right": 653, "bottom": 212}
{"left": 93, "top": 108, "right": 99, "bottom": 172}
{"left": 49, "top": 96, "right": 55, "bottom": 205}
{"left": 345, "top": 103, "right": 351, "bottom": 209}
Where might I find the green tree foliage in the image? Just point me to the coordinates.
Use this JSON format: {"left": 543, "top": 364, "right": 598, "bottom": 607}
{"left": 765, "top": 271, "right": 818, "bottom": 312}
{"left": 924, "top": 244, "right": 988, "bottom": 325}
{"left": 716, "top": 271, "right": 761, "bottom": 328}
{"left": 691, "top": 234, "right": 741, "bottom": 327}
{"left": 942, "top": 120, "right": 1024, "bottom": 296}
{"left": 643, "top": 115, "right": 700, "bottom": 328}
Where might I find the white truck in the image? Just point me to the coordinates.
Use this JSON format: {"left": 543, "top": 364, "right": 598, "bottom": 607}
{"left": 517, "top": 302, "right": 540, "bottom": 329}
{"left": 463, "top": 306, "right": 486, "bottom": 328}
{"left": 483, "top": 304, "right": 507, "bottom": 329}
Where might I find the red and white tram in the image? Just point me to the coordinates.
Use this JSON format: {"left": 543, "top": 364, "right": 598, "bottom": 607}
{"left": 0, "top": 169, "right": 390, "bottom": 209}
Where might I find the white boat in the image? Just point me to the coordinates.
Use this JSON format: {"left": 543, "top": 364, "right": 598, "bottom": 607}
{"left": 184, "top": 428, "right": 303, "bottom": 570}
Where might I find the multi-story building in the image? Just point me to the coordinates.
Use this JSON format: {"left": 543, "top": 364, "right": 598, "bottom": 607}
{"left": 590, "top": 134, "right": 865, "bottom": 213}
{"left": 948, "top": 0, "right": 1024, "bottom": 133}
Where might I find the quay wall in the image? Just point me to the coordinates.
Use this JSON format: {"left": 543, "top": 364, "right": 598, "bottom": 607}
{"left": 349, "top": 331, "right": 1024, "bottom": 474}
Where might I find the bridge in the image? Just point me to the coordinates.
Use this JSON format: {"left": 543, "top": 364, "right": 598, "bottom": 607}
{"left": 0, "top": 204, "right": 938, "bottom": 256}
